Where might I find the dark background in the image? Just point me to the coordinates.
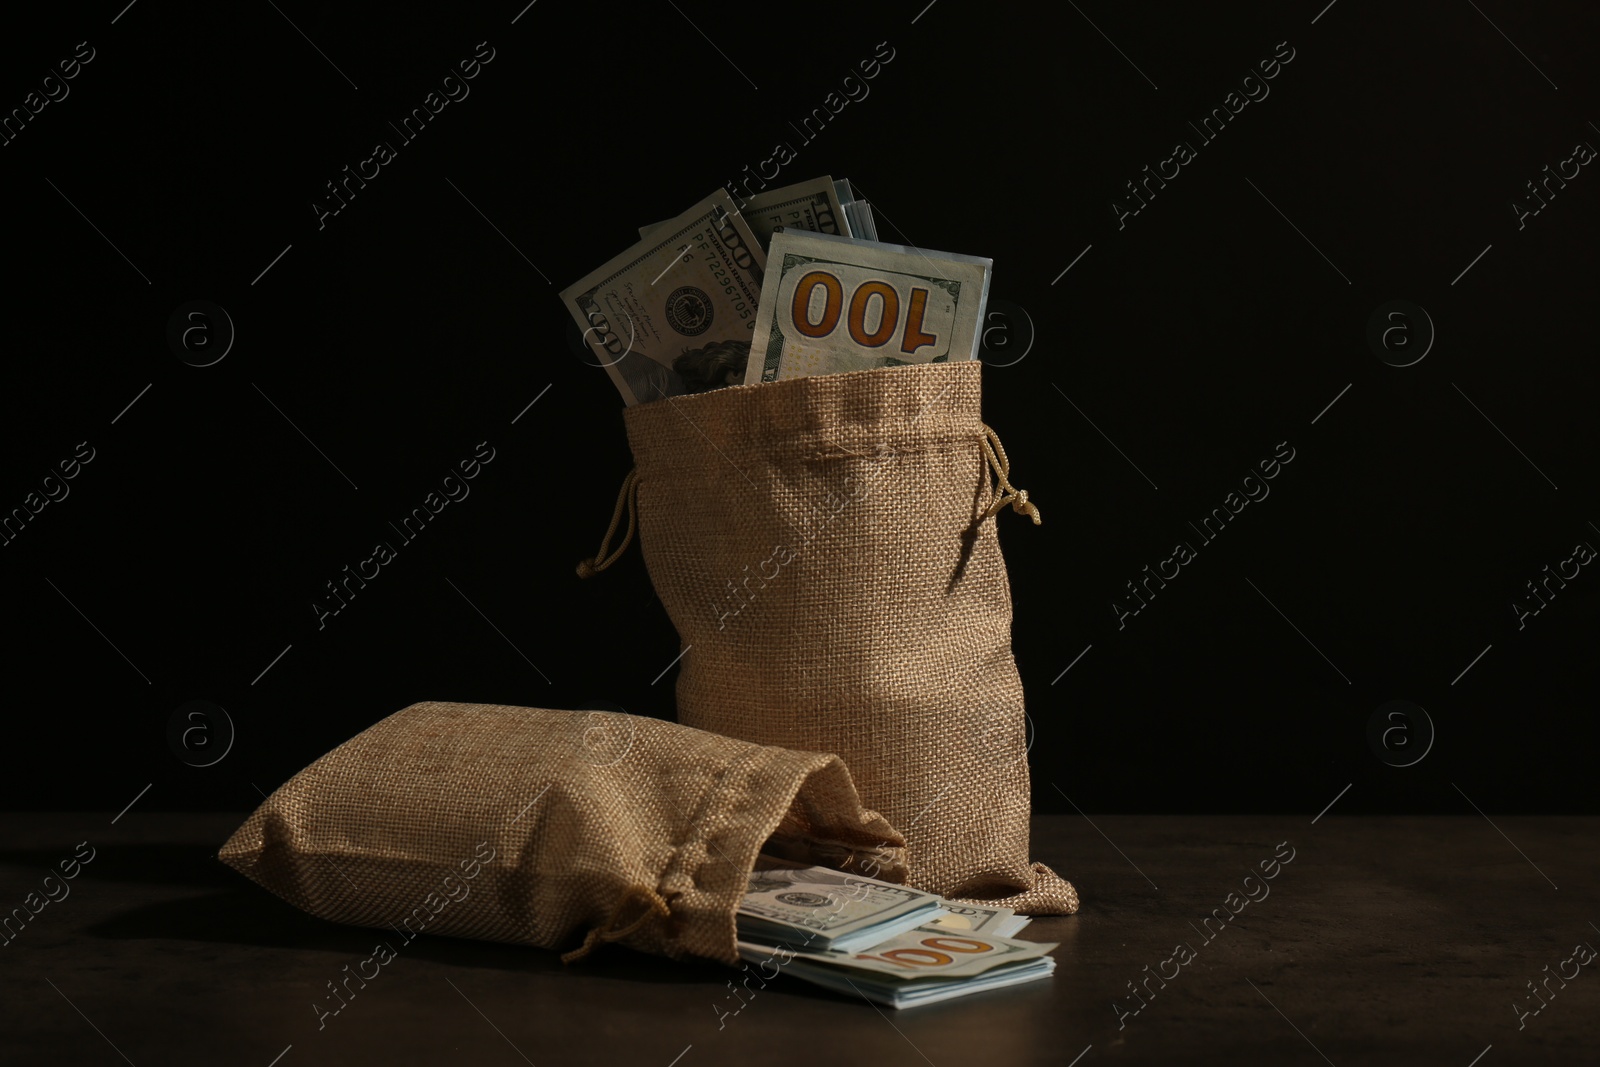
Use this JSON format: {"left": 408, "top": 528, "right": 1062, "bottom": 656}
{"left": 2, "top": 1, "right": 1594, "bottom": 815}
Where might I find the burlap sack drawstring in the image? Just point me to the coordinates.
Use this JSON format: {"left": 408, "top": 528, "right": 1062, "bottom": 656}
{"left": 560, "top": 883, "right": 672, "bottom": 963}
{"left": 576, "top": 468, "right": 639, "bottom": 578}
{"left": 979, "top": 423, "right": 1041, "bottom": 525}
{"left": 580, "top": 423, "right": 1035, "bottom": 578}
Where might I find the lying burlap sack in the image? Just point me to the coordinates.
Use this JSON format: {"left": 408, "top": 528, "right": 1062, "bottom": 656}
{"left": 218, "top": 701, "right": 906, "bottom": 964}
{"left": 582, "top": 361, "right": 1078, "bottom": 914}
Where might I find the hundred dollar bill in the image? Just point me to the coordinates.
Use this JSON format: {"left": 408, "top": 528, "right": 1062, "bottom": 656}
{"left": 740, "top": 942, "right": 1055, "bottom": 1009}
{"left": 740, "top": 923, "right": 1054, "bottom": 980}
{"left": 639, "top": 175, "right": 849, "bottom": 246}
{"left": 733, "top": 174, "right": 848, "bottom": 248}
{"left": 638, "top": 218, "right": 667, "bottom": 240}
{"left": 563, "top": 189, "right": 764, "bottom": 406}
{"left": 742, "top": 229, "right": 991, "bottom": 386}
{"left": 926, "top": 900, "right": 1023, "bottom": 938}
{"left": 737, "top": 857, "right": 945, "bottom": 953}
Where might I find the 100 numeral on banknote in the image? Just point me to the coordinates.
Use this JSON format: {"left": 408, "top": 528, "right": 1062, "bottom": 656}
{"left": 744, "top": 230, "right": 991, "bottom": 386}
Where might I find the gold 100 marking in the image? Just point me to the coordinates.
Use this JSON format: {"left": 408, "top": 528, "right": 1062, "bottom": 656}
{"left": 789, "top": 270, "right": 938, "bottom": 354}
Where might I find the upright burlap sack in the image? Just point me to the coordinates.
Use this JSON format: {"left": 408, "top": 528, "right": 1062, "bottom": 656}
{"left": 218, "top": 701, "right": 907, "bottom": 965}
{"left": 591, "top": 360, "right": 1077, "bottom": 914}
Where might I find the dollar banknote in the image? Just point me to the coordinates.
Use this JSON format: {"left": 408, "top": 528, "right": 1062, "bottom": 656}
{"left": 734, "top": 859, "right": 1058, "bottom": 1008}
{"left": 744, "top": 923, "right": 1056, "bottom": 981}
{"left": 742, "top": 230, "right": 991, "bottom": 386}
{"left": 639, "top": 175, "right": 849, "bottom": 246}
{"left": 748, "top": 949, "right": 1055, "bottom": 1009}
{"left": 733, "top": 175, "right": 848, "bottom": 248}
{"left": 563, "top": 189, "right": 765, "bottom": 406}
{"left": 926, "top": 900, "right": 1029, "bottom": 938}
{"left": 831, "top": 178, "right": 878, "bottom": 240}
{"left": 843, "top": 199, "right": 878, "bottom": 240}
{"left": 736, "top": 858, "right": 946, "bottom": 953}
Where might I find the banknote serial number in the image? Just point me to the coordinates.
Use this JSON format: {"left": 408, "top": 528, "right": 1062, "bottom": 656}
{"left": 706, "top": 259, "right": 752, "bottom": 320}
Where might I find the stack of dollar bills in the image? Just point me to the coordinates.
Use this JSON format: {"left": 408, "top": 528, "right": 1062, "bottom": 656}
{"left": 561, "top": 175, "right": 992, "bottom": 406}
{"left": 736, "top": 856, "right": 1056, "bottom": 1009}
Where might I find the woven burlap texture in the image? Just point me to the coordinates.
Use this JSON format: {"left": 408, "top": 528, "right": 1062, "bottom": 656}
{"left": 218, "top": 701, "right": 907, "bottom": 965}
{"left": 622, "top": 360, "right": 1078, "bottom": 914}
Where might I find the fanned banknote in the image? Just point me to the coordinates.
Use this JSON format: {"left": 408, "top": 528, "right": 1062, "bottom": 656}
{"left": 639, "top": 175, "right": 849, "bottom": 247}
{"left": 562, "top": 189, "right": 765, "bottom": 406}
{"left": 742, "top": 230, "right": 991, "bottom": 386}
{"left": 830, "top": 178, "right": 878, "bottom": 240}
{"left": 733, "top": 174, "right": 848, "bottom": 248}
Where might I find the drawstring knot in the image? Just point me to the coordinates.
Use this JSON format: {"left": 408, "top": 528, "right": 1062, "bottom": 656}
{"left": 560, "top": 884, "right": 671, "bottom": 963}
{"left": 980, "top": 423, "right": 1041, "bottom": 524}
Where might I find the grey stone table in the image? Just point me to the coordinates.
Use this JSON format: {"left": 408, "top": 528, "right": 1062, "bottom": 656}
{"left": 2, "top": 813, "right": 1594, "bottom": 1066}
